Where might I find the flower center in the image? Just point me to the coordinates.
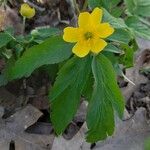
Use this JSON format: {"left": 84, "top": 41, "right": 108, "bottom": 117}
{"left": 84, "top": 32, "right": 93, "bottom": 40}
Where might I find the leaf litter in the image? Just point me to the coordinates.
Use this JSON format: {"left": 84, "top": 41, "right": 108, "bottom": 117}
{"left": 0, "top": 105, "right": 54, "bottom": 150}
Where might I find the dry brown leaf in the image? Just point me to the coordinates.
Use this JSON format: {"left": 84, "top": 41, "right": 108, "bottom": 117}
{"left": 30, "top": 96, "right": 49, "bottom": 110}
{"left": 137, "top": 38, "right": 150, "bottom": 51}
{"left": 122, "top": 49, "right": 148, "bottom": 101}
{"left": 0, "top": 105, "right": 54, "bottom": 150}
{"left": 0, "top": 87, "right": 18, "bottom": 112}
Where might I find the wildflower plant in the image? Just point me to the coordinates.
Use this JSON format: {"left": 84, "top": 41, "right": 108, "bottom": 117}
{"left": 63, "top": 8, "right": 114, "bottom": 57}
{"left": 0, "top": 0, "right": 150, "bottom": 143}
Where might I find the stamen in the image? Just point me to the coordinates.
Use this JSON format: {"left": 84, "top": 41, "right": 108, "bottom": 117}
{"left": 84, "top": 32, "right": 93, "bottom": 40}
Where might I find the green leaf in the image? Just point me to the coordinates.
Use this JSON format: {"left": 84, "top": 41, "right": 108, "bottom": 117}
{"left": 6, "top": 36, "right": 72, "bottom": 80}
{"left": 82, "top": 73, "right": 93, "bottom": 101}
{"left": 42, "top": 64, "right": 58, "bottom": 83}
{"left": 125, "top": 0, "right": 150, "bottom": 17}
{"left": 86, "top": 54, "right": 125, "bottom": 142}
{"left": 50, "top": 57, "right": 80, "bottom": 101}
{"left": 0, "top": 32, "right": 13, "bottom": 48}
{"left": 120, "top": 44, "right": 134, "bottom": 68}
{"left": 88, "top": 0, "right": 121, "bottom": 12}
{"left": 0, "top": 57, "right": 16, "bottom": 86}
{"left": 124, "top": 0, "right": 136, "bottom": 15}
{"left": 108, "top": 28, "right": 132, "bottom": 44}
{"left": 125, "top": 16, "right": 150, "bottom": 40}
{"left": 50, "top": 56, "right": 92, "bottom": 134}
{"left": 88, "top": 0, "right": 103, "bottom": 9}
{"left": 31, "top": 27, "right": 61, "bottom": 43}
{"left": 111, "top": 7, "right": 123, "bottom": 18}
{"left": 103, "top": 8, "right": 127, "bottom": 29}
{"left": 145, "top": 138, "right": 150, "bottom": 150}
{"left": 104, "top": 44, "right": 122, "bottom": 54}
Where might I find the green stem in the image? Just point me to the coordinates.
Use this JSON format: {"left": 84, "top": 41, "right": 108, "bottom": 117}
{"left": 73, "top": 0, "right": 80, "bottom": 14}
{"left": 22, "top": 17, "right": 26, "bottom": 34}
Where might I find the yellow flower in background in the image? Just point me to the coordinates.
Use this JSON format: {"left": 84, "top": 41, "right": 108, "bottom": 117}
{"left": 20, "top": 3, "right": 35, "bottom": 19}
{"left": 63, "top": 7, "right": 114, "bottom": 57}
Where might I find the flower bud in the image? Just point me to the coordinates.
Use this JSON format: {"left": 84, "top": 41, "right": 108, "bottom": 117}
{"left": 20, "top": 3, "right": 35, "bottom": 19}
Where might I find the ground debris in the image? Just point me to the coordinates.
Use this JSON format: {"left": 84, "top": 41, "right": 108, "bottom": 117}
{"left": 0, "top": 105, "right": 54, "bottom": 150}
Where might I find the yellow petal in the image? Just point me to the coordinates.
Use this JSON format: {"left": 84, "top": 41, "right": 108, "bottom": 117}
{"left": 78, "top": 12, "right": 90, "bottom": 28}
{"left": 96, "top": 23, "right": 114, "bottom": 38}
{"left": 91, "top": 38, "right": 107, "bottom": 54}
{"left": 63, "top": 27, "right": 81, "bottom": 43}
{"left": 72, "top": 41, "right": 90, "bottom": 57}
{"left": 20, "top": 3, "right": 35, "bottom": 19}
{"left": 91, "top": 7, "right": 103, "bottom": 24}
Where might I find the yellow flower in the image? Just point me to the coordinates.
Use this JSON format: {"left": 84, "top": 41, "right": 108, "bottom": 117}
{"left": 63, "top": 7, "right": 114, "bottom": 58}
{"left": 20, "top": 3, "right": 35, "bottom": 19}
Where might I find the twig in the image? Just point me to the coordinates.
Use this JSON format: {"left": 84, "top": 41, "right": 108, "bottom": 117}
{"left": 73, "top": 0, "right": 80, "bottom": 15}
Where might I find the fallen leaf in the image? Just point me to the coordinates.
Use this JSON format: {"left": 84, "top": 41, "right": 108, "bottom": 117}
{"left": 0, "top": 87, "right": 18, "bottom": 112}
{"left": 30, "top": 96, "right": 49, "bottom": 110}
{"left": 122, "top": 49, "right": 148, "bottom": 101}
{"left": 137, "top": 38, "right": 150, "bottom": 51}
{"left": 0, "top": 105, "right": 54, "bottom": 150}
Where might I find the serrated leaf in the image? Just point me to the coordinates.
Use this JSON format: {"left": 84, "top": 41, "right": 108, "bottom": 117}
{"left": 125, "top": 0, "right": 150, "bottom": 17}
{"left": 86, "top": 54, "right": 125, "bottom": 142}
{"left": 111, "top": 7, "right": 123, "bottom": 18}
{"left": 125, "top": 16, "right": 150, "bottom": 40}
{"left": 124, "top": 0, "right": 136, "bottom": 15}
{"left": 5, "top": 36, "right": 72, "bottom": 80}
{"left": 50, "top": 56, "right": 92, "bottom": 135}
{"left": 103, "top": 8, "right": 127, "bottom": 29}
{"left": 104, "top": 44, "right": 122, "bottom": 54}
{"left": 120, "top": 44, "right": 134, "bottom": 68}
{"left": 108, "top": 28, "right": 132, "bottom": 44}
{"left": 50, "top": 57, "right": 80, "bottom": 101}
